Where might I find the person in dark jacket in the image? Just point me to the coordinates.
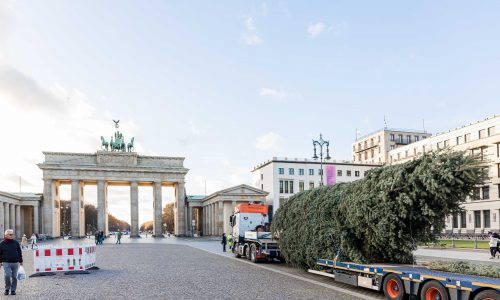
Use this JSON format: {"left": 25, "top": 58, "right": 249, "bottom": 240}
{"left": 221, "top": 233, "right": 227, "bottom": 252}
{"left": 0, "top": 229, "right": 23, "bottom": 295}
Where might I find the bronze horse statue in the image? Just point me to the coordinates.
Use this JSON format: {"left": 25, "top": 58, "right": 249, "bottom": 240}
{"left": 127, "top": 137, "right": 135, "bottom": 152}
{"left": 100, "top": 136, "right": 109, "bottom": 151}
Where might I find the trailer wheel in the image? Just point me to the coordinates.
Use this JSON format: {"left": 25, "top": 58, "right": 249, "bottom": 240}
{"left": 245, "top": 244, "right": 251, "bottom": 260}
{"left": 473, "top": 289, "right": 499, "bottom": 300}
{"left": 250, "top": 244, "right": 258, "bottom": 263}
{"left": 420, "top": 280, "right": 449, "bottom": 300}
{"left": 383, "top": 274, "right": 405, "bottom": 300}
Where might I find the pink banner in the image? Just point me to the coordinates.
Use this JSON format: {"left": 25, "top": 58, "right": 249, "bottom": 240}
{"left": 326, "top": 165, "right": 336, "bottom": 186}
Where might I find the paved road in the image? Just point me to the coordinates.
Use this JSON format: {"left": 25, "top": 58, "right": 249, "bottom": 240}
{"left": 17, "top": 241, "right": 370, "bottom": 300}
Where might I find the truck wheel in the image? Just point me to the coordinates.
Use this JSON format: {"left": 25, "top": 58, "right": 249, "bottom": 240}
{"left": 245, "top": 244, "right": 251, "bottom": 260}
{"left": 383, "top": 274, "right": 406, "bottom": 300}
{"left": 473, "top": 289, "right": 499, "bottom": 300}
{"left": 420, "top": 280, "right": 449, "bottom": 300}
{"left": 250, "top": 244, "right": 258, "bottom": 263}
{"left": 234, "top": 243, "right": 241, "bottom": 258}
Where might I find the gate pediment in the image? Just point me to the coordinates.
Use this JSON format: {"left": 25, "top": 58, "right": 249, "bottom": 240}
{"left": 97, "top": 151, "right": 137, "bottom": 166}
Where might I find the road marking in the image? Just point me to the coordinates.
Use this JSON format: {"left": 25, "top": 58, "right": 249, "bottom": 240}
{"left": 188, "top": 245, "right": 381, "bottom": 300}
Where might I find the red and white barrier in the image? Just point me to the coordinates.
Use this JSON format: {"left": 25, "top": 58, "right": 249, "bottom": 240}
{"left": 32, "top": 244, "right": 97, "bottom": 276}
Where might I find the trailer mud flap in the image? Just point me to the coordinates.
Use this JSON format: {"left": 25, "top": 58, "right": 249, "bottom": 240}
{"left": 403, "top": 280, "right": 419, "bottom": 296}
{"left": 334, "top": 271, "right": 358, "bottom": 286}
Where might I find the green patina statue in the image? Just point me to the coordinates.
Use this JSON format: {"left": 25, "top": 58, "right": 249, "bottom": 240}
{"left": 101, "top": 120, "right": 135, "bottom": 152}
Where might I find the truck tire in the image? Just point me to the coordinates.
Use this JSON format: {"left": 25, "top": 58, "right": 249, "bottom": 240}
{"left": 420, "top": 280, "right": 449, "bottom": 300}
{"left": 383, "top": 274, "right": 406, "bottom": 300}
{"left": 234, "top": 243, "right": 241, "bottom": 258}
{"left": 250, "top": 244, "right": 258, "bottom": 263}
{"left": 473, "top": 289, "right": 499, "bottom": 300}
{"left": 245, "top": 244, "right": 251, "bottom": 260}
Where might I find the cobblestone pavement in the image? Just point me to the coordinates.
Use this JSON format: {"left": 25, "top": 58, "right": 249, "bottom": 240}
{"left": 15, "top": 240, "right": 374, "bottom": 300}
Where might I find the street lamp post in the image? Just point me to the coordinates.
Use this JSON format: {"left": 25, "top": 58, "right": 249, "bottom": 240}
{"left": 312, "top": 134, "right": 332, "bottom": 186}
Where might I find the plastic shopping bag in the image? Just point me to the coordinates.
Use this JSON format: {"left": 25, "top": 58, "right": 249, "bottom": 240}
{"left": 17, "top": 266, "right": 26, "bottom": 281}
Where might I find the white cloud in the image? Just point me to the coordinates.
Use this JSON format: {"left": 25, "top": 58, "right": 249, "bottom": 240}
{"left": 308, "top": 22, "right": 326, "bottom": 37}
{"left": 308, "top": 21, "right": 348, "bottom": 37}
{"left": 0, "top": 64, "right": 150, "bottom": 222}
{"left": 259, "top": 87, "right": 286, "bottom": 98}
{"left": 255, "top": 132, "right": 284, "bottom": 151}
{"left": 241, "top": 17, "right": 263, "bottom": 45}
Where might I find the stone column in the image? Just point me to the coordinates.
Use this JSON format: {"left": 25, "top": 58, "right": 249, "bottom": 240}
{"left": 153, "top": 181, "right": 163, "bottom": 237}
{"left": 9, "top": 204, "right": 15, "bottom": 233}
{"left": 211, "top": 204, "right": 215, "bottom": 236}
{"left": 4, "top": 203, "right": 10, "bottom": 233}
{"left": 207, "top": 204, "right": 211, "bottom": 235}
{"left": 71, "top": 180, "right": 85, "bottom": 238}
{"left": 15, "top": 205, "right": 21, "bottom": 238}
{"left": 33, "top": 204, "right": 39, "bottom": 235}
{"left": 174, "top": 182, "right": 186, "bottom": 236}
{"left": 0, "top": 203, "right": 4, "bottom": 238}
{"left": 130, "top": 181, "right": 139, "bottom": 237}
{"left": 97, "top": 180, "right": 109, "bottom": 236}
{"left": 42, "top": 179, "right": 53, "bottom": 236}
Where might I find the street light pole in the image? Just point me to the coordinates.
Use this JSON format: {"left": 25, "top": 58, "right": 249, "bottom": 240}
{"left": 312, "top": 134, "right": 332, "bottom": 186}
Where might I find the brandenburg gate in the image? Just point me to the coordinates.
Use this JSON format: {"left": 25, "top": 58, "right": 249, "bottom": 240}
{"left": 37, "top": 121, "right": 189, "bottom": 238}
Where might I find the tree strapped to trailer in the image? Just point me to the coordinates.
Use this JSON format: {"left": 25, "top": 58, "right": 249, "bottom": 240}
{"left": 310, "top": 258, "right": 500, "bottom": 300}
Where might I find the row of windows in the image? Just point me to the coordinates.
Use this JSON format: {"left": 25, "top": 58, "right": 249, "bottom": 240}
{"left": 451, "top": 210, "right": 496, "bottom": 229}
{"left": 389, "top": 134, "right": 425, "bottom": 144}
{"left": 279, "top": 180, "right": 326, "bottom": 194}
{"left": 277, "top": 168, "right": 365, "bottom": 177}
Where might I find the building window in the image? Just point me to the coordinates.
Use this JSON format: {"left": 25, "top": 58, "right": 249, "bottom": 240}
{"left": 309, "top": 169, "right": 314, "bottom": 175}
{"left": 284, "top": 181, "right": 289, "bottom": 193}
{"left": 479, "top": 129, "right": 486, "bottom": 139}
{"left": 405, "top": 150, "right": 408, "bottom": 158}
{"left": 299, "top": 181, "right": 304, "bottom": 192}
{"left": 364, "top": 171, "right": 368, "bottom": 176}
{"left": 422, "top": 135, "right": 427, "bottom": 140}
{"left": 497, "top": 143, "right": 500, "bottom": 157}
{"left": 397, "top": 134, "right": 403, "bottom": 143}
{"left": 474, "top": 211, "right": 481, "bottom": 228}
{"left": 378, "top": 136, "right": 381, "bottom": 143}
{"left": 436, "top": 142, "right": 440, "bottom": 149}
{"left": 472, "top": 187, "right": 481, "bottom": 200}
{"left": 422, "top": 145, "right": 426, "bottom": 153}
{"left": 464, "top": 133, "right": 471, "bottom": 142}
{"left": 390, "top": 134, "right": 395, "bottom": 142}
{"left": 444, "top": 140, "right": 448, "bottom": 147}
{"left": 390, "top": 145, "right": 395, "bottom": 150}
{"left": 278, "top": 168, "right": 284, "bottom": 175}
{"left": 460, "top": 211, "right": 467, "bottom": 228}
{"left": 289, "top": 168, "right": 294, "bottom": 175}
{"left": 452, "top": 213, "right": 458, "bottom": 228}
{"left": 299, "top": 169, "right": 304, "bottom": 175}
{"left": 355, "top": 171, "right": 360, "bottom": 177}
{"left": 456, "top": 136, "right": 461, "bottom": 145}
{"left": 290, "top": 181, "right": 294, "bottom": 193}
{"left": 318, "top": 169, "right": 323, "bottom": 176}
{"left": 414, "top": 136, "right": 419, "bottom": 142}
{"left": 347, "top": 170, "right": 352, "bottom": 177}
{"left": 484, "top": 210, "right": 491, "bottom": 228}
{"left": 309, "top": 182, "right": 314, "bottom": 189}
{"left": 497, "top": 163, "right": 500, "bottom": 177}
{"left": 488, "top": 126, "right": 495, "bottom": 136}
{"left": 406, "top": 135, "right": 411, "bottom": 144}
{"left": 483, "top": 186, "right": 489, "bottom": 199}
{"left": 413, "top": 148, "right": 417, "bottom": 156}
{"left": 337, "top": 170, "right": 342, "bottom": 176}
{"left": 279, "top": 180, "right": 284, "bottom": 193}
{"left": 261, "top": 174, "right": 263, "bottom": 180}
{"left": 261, "top": 184, "right": 263, "bottom": 190}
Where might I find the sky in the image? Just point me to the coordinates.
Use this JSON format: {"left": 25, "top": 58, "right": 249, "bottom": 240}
{"left": 1, "top": 1, "right": 500, "bottom": 224}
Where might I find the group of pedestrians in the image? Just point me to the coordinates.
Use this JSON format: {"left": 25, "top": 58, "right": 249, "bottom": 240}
{"left": 94, "top": 231, "right": 105, "bottom": 245}
{"left": 20, "top": 234, "right": 37, "bottom": 250}
{"left": 488, "top": 231, "right": 500, "bottom": 259}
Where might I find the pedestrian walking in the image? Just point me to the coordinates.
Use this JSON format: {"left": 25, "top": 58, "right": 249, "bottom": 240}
{"left": 116, "top": 231, "right": 122, "bottom": 244}
{"left": 94, "top": 231, "right": 99, "bottom": 245}
{"left": 21, "top": 235, "right": 28, "bottom": 251}
{"left": 488, "top": 232, "right": 498, "bottom": 259}
{"left": 227, "top": 234, "right": 233, "bottom": 253}
{"left": 0, "top": 229, "right": 23, "bottom": 295}
{"left": 98, "top": 231, "right": 104, "bottom": 245}
{"left": 30, "top": 233, "right": 37, "bottom": 250}
{"left": 221, "top": 233, "right": 227, "bottom": 252}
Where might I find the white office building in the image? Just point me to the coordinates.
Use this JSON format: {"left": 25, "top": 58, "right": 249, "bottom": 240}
{"left": 388, "top": 115, "right": 500, "bottom": 234}
{"left": 252, "top": 157, "right": 381, "bottom": 214}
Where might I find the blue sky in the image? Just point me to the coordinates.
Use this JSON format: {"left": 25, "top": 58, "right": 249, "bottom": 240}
{"left": 1, "top": 1, "right": 499, "bottom": 222}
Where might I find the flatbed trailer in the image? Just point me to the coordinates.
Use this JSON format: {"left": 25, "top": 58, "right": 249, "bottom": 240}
{"left": 309, "top": 258, "right": 500, "bottom": 300}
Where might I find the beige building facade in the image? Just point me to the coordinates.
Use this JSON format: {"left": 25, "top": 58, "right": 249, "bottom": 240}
{"left": 353, "top": 128, "right": 431, "bottom": 164}
{"left": 0, "top": 192, "right": 41, "bottom": 239}
{"left": 202, "top": 184, "right": 268, "bottom": 236}
{"left": 388, "top": 115, "right": 500, "bottom": 233}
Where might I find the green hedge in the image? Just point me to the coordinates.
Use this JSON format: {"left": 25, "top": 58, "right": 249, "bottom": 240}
{"left": 272, "top": 151, "right": 486, "bottom": 269}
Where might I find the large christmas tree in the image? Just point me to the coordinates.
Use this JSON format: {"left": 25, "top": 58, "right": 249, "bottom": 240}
{"left": 271, "top": 151, "right": 487, "bottom": 268}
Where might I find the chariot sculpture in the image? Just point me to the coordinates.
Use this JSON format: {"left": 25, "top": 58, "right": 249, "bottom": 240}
{"left": 100, "top": 120, "right": 135, "bottom": 152}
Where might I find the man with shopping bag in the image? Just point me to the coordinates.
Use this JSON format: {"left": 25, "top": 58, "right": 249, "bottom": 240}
{"left": 0, "top": 229, "right": 23, "bottom": 295}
